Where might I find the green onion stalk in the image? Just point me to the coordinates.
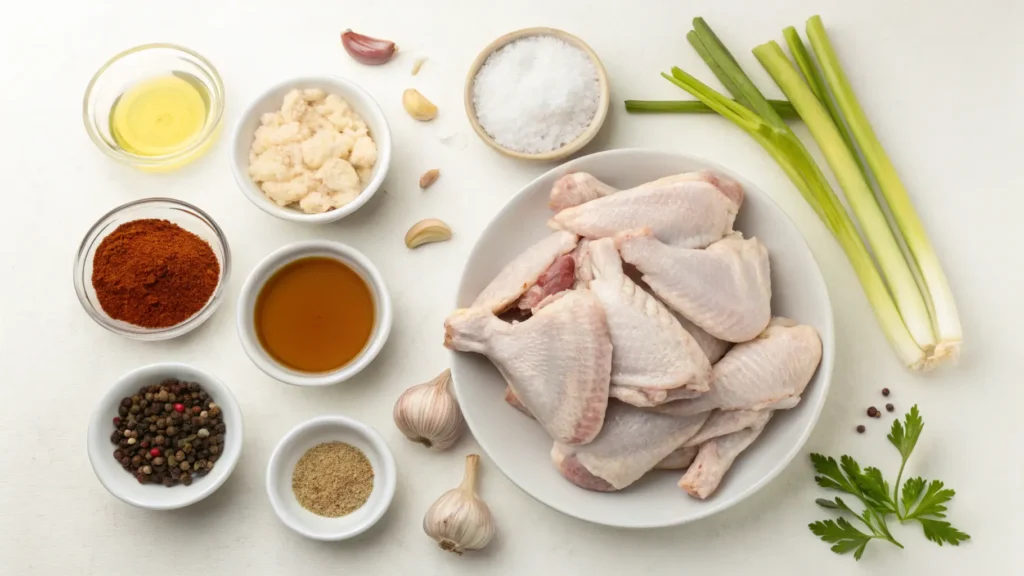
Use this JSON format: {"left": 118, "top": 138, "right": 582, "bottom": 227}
{"left": 661, "top": 18, "right": 929, "bottom": 368}
{"left": 804, "top": 16, "right": 962, "bottom": 364}
{"left": 752, "top": 41, "right": 937, "bottom": 354}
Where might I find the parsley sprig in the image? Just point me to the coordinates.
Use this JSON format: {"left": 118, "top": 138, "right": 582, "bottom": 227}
{"left": 809, "top": 405, "right": 970, "bottom": 560}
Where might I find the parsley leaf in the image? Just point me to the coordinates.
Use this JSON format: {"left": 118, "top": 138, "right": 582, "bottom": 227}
{"left": 809, "top": 518, "right": 873, "bottom": 560}
{"left": 854, "top": 466, "right": 898, "bottom": 515}
{"left": 903, "top": 479, "right": 970, "bottom": 545}
{"left": 905, "top": 479, "right": 954, "bottom": 519}
{"left": 918, "top": 518, "right": 971, "bottom": 546}
{"left": 887, "top": 404, "right": 923, "bottom": 463}
{"left": 809, "top": 405, "right": 969, "bottom": 561}
{"left": 900, "top": 476, "right": 926, "bottom": 512}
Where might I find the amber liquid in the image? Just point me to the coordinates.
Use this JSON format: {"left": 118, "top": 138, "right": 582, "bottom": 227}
{"left": 254, "top": 257, "right": 375, "bottom": 372}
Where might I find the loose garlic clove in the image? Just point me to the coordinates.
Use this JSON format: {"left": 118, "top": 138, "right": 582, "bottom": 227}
{"left": 419, "top": 169, "right": 440, "bottom": 189}
{"left": 411, "top": 56, "right": 427, "bottom": 76}
{"left": 341, "top": 29, "right": 398, "bottom": 65}
{"left": 393, "top": 368, "right": 464, "bottom": 450}
{"left": 403, "top": 88, "right": 438, "bottom": 121}
{"left": 423, "top": 454, "right": 495, "bottom": 554}
{"left": 405, "top": 218, "right": 452, "bottom": 249}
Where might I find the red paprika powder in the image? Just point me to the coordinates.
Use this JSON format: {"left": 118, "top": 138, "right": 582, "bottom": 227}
{"left": 91, "top": 219, "right": 220, "bottom": 328}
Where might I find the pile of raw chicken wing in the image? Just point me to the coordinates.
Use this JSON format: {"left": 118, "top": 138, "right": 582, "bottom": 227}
{"left": 445, "top": 171, "right": 822, "bottom": 499}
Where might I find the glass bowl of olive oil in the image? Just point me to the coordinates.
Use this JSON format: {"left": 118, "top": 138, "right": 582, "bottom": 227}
{"left": 83, "top": 44, "right": 224, "bottom": 172}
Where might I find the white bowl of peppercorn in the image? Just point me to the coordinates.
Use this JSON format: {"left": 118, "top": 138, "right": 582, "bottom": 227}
{"left": 87, "top": 362, "right": 244, "bottom": 510}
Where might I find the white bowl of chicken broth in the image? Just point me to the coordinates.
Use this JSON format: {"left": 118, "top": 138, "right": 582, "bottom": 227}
{"left": 446, "top": 149, "right": 834, "bottom": 528}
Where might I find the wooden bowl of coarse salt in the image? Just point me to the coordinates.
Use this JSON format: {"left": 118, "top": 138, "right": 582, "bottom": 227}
{"left": 465, "top": 27, "right": 610, "bottom": 162}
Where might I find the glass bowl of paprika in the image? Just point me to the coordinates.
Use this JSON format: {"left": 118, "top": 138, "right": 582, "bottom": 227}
{"left": 74, "top": 198, "right": 230, "bottom": 340}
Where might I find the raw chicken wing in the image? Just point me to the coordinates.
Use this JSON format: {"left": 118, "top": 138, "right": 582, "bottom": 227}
{"left": 445, "top": 289, "right": 611, "bottom": 445}
{"left": 549, "top": 179, "right": 740, "bottom": 249}
{"left": 471, "top": 231, "right": 578, "bottom": 314}
{"left": 549, "top": 170, "right": 745, "bottom": 212}
{"left": 583, "top": 238, "right": 711, "bottom": 406}
{"left": 654, "top": 318, "right": 822, "bottom": 417}
{"left": 617, "top": 229, "right": 772, "bottom": 342}
{"left": 551, "top": 401, "right": 710, "bottom": 491}
{"left": 549, "top": 172, "right": 618, "bottom": 211}
{"left": 679, "top": 413, "right": 773, "bottom": 499}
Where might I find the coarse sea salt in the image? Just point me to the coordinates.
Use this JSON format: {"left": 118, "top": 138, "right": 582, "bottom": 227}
{"left": 472, "top": 35, "right": 599, "bottom": 154}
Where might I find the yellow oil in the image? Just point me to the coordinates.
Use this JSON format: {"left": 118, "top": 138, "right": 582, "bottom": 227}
{"left": 110, "top": 73, "right": 209, "bottom": 158}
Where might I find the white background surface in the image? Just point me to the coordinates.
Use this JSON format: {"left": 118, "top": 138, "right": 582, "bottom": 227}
{"left": 1, "top": 0, "right": 1020, "bottom": 574}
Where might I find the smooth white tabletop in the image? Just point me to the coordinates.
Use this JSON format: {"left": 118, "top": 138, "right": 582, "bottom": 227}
{"left": 1, "top": 0, "right": 1019, "bottom": 574}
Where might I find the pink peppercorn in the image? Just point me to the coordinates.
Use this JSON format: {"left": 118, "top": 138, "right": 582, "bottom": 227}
{"left": 113, "top": 417, "right": 121, "bottom": 426}
{"left": 174, "top": 403, "right": 185, "bottom": 413}
{"left": 150, "top": 448, "right": 161, "bottom": 457}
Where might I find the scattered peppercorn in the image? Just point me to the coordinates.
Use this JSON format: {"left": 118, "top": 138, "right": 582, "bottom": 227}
{"left": 886, "top": 403, "right": 894, "bottom": 412}
{"left": 867, "top": 406, "right": 879, "bottom": 418}
{"left": 882, "top": 388, "right": 890, "bottom": 396}
{"left": 109, "top": 379, "right": 226, "bottom": 487}
{"left": 856, "top": 425, "right": 866, "bottom": 433}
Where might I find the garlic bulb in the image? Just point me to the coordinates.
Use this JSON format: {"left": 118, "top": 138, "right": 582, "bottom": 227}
{"left": 423, "top": 454, "right": 495, "bottom": 554}
{"left": 393, "top": 369, "right": 464, "bottom": 450}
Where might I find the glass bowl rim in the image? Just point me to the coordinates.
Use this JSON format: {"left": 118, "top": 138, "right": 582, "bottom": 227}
{"left": 73, "top": 197, "right": 232, "bottom": 340}
{"left": 82, "top": 43, "right": 225, "bottom": 167}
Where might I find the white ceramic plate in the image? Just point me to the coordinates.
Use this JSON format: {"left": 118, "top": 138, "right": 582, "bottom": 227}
{"left": 449, "top": 149, "right": 834, "bottom": 528}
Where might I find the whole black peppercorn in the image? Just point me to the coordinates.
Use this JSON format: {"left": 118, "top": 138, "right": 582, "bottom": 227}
{"left": 856, "top": 425, "right": 866, "bottom": 433}
{"left": 886, "top": 403, "right": 894, "bottom": 412}
{"left": 882, "top": 388, "right": 890, "bottom": 396}
{"left": 110, "top": 379, "right": 224, "bottom": 488}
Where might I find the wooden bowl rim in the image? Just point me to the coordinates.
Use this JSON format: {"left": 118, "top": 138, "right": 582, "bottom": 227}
{"left": 463, "top": 27, "right": 610, "bottom": 162}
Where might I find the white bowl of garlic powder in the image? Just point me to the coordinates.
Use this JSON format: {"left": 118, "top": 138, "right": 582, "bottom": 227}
{"left": 231, "top": 75, "right": 392, "bottom": 223}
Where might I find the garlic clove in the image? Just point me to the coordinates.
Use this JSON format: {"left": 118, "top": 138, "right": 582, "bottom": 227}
{"left": 341, "top": 29, "right": 398, "bottom": 65}
{"left": 405, "top": 218, "right": 452, "bottom": 249}
{"left": 393, "top": 368, "right": 464, "bottom": 450}
{"left": 419, "top": 169, "right": 440, "bottom": 190}
{"left": 411, "top": 56, "right": 427, "bottom": 76}
{"left": 402, "top": 88, "right": 438, "bottom": 121}
{"left": 423, "top": 454, "right": 495, "bottom": 554}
